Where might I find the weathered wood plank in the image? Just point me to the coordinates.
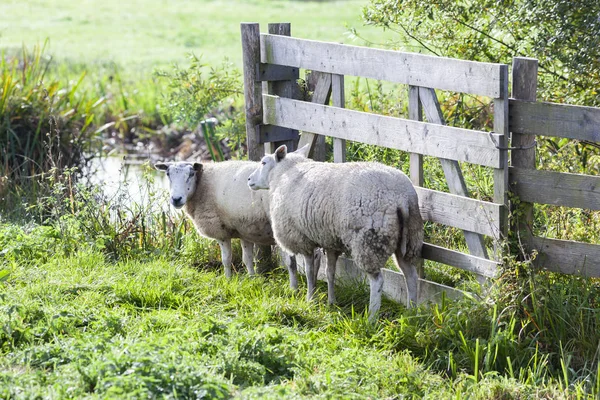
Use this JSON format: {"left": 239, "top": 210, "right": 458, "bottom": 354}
{"left": 295, "top": 252, "right": 465, "bottom": 306}
{"left": 241, "top": 23, "right": 263, "bottom": 161}
{"left": 422, "top": 243, "right": 499, "bottom": 278}
{"left": 263, "top": 94, "right": 503, "bottom": 168}
{"left": 257, "top": 125, "right": 298, "bottom": 144}
{"left": 419, "top": 87, "right": 489, "bottom": 261}
{"left": 296, "top": 73, "right": 332, "bottom": 158}
{"left": 332, "top": 74, "right": 346, "bottom": 163}
{"left": 416, "top": 187, "right": 502, "bottom": 237}
{"left": 510, "top": 99, "right": 600, "bottom": 142}
{"left": 408, "top": 86, "right": 424, "bottom": 187}
{"left": 493, "top": 65, "right": 510, "bottom": 256}
{"left": 257, "top": 63, "right": 299, "bottom": 82}
{"left": 510, "top": 167, "right": 600, "bottom": 210}
{"left": 528, "top": 236, "right": 600, "bottom": 277}
{"left": 260, "top": 34, "right": 506, "bottom": 98}
{"left": 510, "top": 57, "right": 538, "bottom": 239}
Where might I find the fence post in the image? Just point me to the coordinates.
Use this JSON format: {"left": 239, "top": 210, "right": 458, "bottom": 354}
{"left": 241, "top": 23, "right": 263, "bottom": 162}
{"left": 493, "top": 65, "right": 510, "bottom": 261}
{"left": 241, "top": 22, "right": 273, "bottom": 272}
{"left": 510, "top": 57, "right": 538, "bottom": 244}
{"left": 264, "top": 23, "right": 299, "bottom": 153}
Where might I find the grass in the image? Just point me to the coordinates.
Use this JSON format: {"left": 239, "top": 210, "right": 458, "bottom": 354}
{"left": 0, "top": 0, "right": 394, "bottom": 72}
{"left": 0, "top": 237, "right": 590, "bottom": 399}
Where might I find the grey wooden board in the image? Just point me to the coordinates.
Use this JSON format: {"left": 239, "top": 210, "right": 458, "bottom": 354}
{"left": 257, "top": 125, "right": 298, "bottom": 144}
{"left": 510, "top": 99, "right": 600, "bottom": 142}
{"left": 257, "top": 63, "right": 299, "bottom": 82}
{"left": 296, "top": 73, "right": 332, "bottom": 157}
{"left": 493, "top": 66, "right": 510, "bottom": 257}
{"left": 528, "top": 236, "right": 600, "bottom": 277}
{"left": 408, "top": 86, "right": 424, "bottom": 187}
{"left": 416, "top": 187, "right": 501, "bottom": 237}
{"left": 510, "top": 167, "right": 600, "bottom": 210}
{"left": 260, "top": 34, "right": 506, "bottom": 98}
{"left": 263, "top": 94, "right": 503, "bottom": 168}
{"left": 292, "top": 251, "right": 464, "bottom": 307}
{"left": 422, "top": 243, "right": 499, "bottom": 278}
{"left": 332, "top": 74, "right": 346, "bottom": 163}
{"left": 419, "top": 87, "right": 489, "bottom": 260}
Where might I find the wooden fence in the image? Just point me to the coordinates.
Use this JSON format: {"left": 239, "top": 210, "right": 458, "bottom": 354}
{"left": 240, "top": 23, "right": 600, "bottom": 303}
{"left": 510, "top": 58, "right": 600, "bottom": 277}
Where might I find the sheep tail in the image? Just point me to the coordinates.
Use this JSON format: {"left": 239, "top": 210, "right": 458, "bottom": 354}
{"left": 397, "top": 201, "right": 424, "bottom": 263}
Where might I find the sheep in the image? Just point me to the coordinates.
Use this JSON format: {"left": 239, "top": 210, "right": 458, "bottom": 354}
{"left": 247, "top": 145, "right": 424, "bottom": 321}
{"left": 154, "top": 160, "right": 298, "bottom": 284}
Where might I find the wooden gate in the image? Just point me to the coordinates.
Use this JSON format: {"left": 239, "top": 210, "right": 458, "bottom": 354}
{"left": 241, "top": 22, "right": 509, "bottom": 304}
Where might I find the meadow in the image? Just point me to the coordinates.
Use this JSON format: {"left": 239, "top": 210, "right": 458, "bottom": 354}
{"left": 2, "top": 0, "right": 600, "bottom": 398}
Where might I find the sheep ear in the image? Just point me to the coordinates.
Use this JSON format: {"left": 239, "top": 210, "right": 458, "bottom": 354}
{"left": 193, "top": 162, "right": 203, "bottom": 172}
{"left": 275, "top": 145, "right": 287, "bottom": 162}
{"left": 294, "top": 144, "right": 310, "bottom": 158}
{"left": 155, "top": 163, "right": 169, "bottom": 171}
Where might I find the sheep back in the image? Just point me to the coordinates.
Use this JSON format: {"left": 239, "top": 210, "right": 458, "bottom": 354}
{"left": 269, "top": 158, "right": 423, "bottom": 273}
{"left": 184, "top": 161, "right": 274, "bottom": 245}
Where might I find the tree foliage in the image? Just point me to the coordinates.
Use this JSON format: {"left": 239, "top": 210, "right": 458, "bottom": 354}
{"left": 362, "top": 0, "right": 600, "bottom": 105}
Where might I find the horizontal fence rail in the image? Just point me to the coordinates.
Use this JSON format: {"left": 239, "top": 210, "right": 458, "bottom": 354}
{"left": 422, "top": 243, "right": 500, "bottom": 278}
{"left": 260, "top": 34, "right": 507, "bottom": 98}
{"left": 528, "top": 237, "right": 600, "bottom": 277}
{"left": 510, "top": 167, "right": 600, "bottom": 210}
{"left": 415, "top": 187, "right": 502, "bottom": 237}
{"left": 263, "top": 94, "right": 504, "bottom": 168}
{"left": 510, "top": 99, "right": 600, "bottom": 141}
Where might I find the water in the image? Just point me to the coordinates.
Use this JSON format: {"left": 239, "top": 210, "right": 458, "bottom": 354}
{"left": 87, "top": 154, "right": 171, "bottom": 209}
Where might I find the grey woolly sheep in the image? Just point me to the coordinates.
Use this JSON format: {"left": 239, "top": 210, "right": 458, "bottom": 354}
{"left": 247, "top": 145, "right": 423, "bottom": 321}
{"left": 155, "top": 160, "right": 298, "bottom": 284}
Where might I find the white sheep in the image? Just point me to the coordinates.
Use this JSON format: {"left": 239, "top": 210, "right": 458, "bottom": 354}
{"left": 247, "top": 145, "right": 424, "bottom": 320}
{"left": 155, "top": 160, "right": 298, "bottom": 284}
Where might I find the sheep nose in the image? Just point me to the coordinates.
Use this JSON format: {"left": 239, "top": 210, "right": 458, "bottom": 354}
{"left": 172, "top": 196, "right": 183, "bottom": 205}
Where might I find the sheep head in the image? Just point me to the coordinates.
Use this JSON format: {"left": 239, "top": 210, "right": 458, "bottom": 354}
{"left": 154, "top": 162, "right": 202, "bottom": 209}
{"left": 247, "top": 144, "right": 310, "bottom": 191}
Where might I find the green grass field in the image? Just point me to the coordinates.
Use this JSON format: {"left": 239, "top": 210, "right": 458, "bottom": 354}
{"left": 0, "top": 0, "right": 391, "bottom": 72}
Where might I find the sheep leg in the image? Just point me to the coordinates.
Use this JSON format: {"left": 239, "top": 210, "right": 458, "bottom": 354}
{"left": 217, "top": 240, "right": 233, "bottom": 278}
{"left": 240, "top": 239, "right": 256, "bottom": 276}
{"left": 367, "top": 271, "right": 384, "bottom": 322}
{"left": 303, "top": 253, "right": 316, "bottom": 301}
{"left": 325, "top": 250, "right": 338, "bottom": 305}
{"left": 287, "top": 254, "right": 299, "bottom": 290}
{"left": 394, "top": 253, "right": 419, "bottom": 308}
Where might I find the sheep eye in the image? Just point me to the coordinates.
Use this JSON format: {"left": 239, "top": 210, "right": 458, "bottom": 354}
{"left": 261, "top": 161, "right": 266, "bottom": 165}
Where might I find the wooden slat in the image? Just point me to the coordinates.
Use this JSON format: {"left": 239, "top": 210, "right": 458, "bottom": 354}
{"left": 331, "top": 74, "right": 346, "bottom": 163}
{"left": 422, "top": 243, "right": 499, "bottom": 278}
{"left": 408, "top": 86, "right": 424, "bottom": 187}
{"left": 257, "top": 63, "right": 299, "bottom": 82}
{"left": 528, "top": 236, "right": 600, "bottom": 277}
{"left": 257, "top": 125, "right": 298, "bottom": 144}
{"left": 263, "top": 94, "right": 503, "bottom": 168}
{"left": 510, "top": 167, "right": 600, "bottom": 210}
{"left": 296, "top": 252, "right": 464, "bottom": 306}
{"left": 493, "top": 65, "right": 510, "bottom": 256}
{"left": 416, "top": 187, "right": 502, "bottom": 237}
{"left": 261, "top": 34, "right": 506, "bottom": 98}
{"left": 510, "top": 99, "right": 600, "bottom": 142}
{"left": 296, "top": 73, "right": 332, "bottom": 157}
{"left": 419, "top": 87, "right": 489, "bottom": 261}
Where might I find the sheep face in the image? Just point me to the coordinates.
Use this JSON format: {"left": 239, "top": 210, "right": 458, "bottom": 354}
{"left": 154, "top": 162, "right": 202, "bottom": 209}
{"left": 247, "top": 145, "right": 289, "bottom": 190}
